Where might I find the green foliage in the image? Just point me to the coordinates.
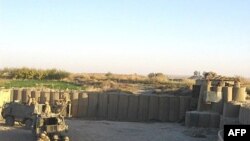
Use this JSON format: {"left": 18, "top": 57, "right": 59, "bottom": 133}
{"left": 0, "top": 68, "right": 70, "bottom": 80}
{"left": 0, "top": 79, "right": 82, "bottom": 90}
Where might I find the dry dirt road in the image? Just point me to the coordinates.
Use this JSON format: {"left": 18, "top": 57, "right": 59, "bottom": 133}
{"left": 0, "top": 119, "right": 218, "bottom": 141}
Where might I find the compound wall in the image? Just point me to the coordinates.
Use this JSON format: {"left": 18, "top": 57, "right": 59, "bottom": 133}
{"left": 8, "top": 88, "right": 192, "bottom": 122}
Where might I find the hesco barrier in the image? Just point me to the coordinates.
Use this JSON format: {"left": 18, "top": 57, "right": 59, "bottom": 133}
{"left": 185, "top": 111, "right": 220, "bottom": 128}
{"left": 232, "top": 87, "right": 246, "bottom": 102}
{"left": 9, "top": 88, "right": 192, "bottom": 122}
{"left": 239, "top": 104, "right": 250, "bottom": 124}
{"left": 218, "top": 130, "right": 224, "bottom": 141}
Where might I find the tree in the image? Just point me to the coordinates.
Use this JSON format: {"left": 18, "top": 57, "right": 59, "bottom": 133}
{"left": 148, "top": 72, "right": 168, "bottom": 82}
{"left": 194, "top": 71, "right": 201, "bottom": 77}
{"left": 203, "top": 71, "right": 217, "bottom": 79}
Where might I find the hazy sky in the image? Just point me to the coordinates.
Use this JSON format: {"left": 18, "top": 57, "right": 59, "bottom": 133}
{"left": 0, "top": 0, "right": 250, "bottom": 77}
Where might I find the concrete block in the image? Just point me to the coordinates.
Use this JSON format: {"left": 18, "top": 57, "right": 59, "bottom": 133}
{"left": 148, "top": 95, "right": 159, "bottom": 121}
{"left": 97, "top": 93, "right": 108, "bottom": 119}
{"left": 159, "top": 96, "right": 170, "bottom": 122}
{"left": 118, "top": 94, "right": 129, "bottom": 121}
{"left": 127, "top": 95, "right": 139, "bottom": 121}
{"left": 108, "top": 94, "right": 119, "bottom": 120}
{"left": 138, "top": 95, "right": 149, "bottom": 121}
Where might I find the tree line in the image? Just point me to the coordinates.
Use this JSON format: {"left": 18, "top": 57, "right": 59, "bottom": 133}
{"left": 0, "top": 68, "right": 70, "bottom": 80}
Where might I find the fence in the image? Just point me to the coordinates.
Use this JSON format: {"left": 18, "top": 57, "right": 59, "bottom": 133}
{"left": 11, "top": 88, "right": 191, "bottom": 122}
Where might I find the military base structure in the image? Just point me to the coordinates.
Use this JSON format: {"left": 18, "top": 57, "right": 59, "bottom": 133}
{"left": 1, "top": 81, "right": 249, "bottom": 124}
{"left": 0, "top": 88, "right": 192, "bottom": 122}
{"left": 1, "top": 80, "right": 250, "bottom": 141}
{"left": 187, "top": 79, "right": 250, "bottom": 141}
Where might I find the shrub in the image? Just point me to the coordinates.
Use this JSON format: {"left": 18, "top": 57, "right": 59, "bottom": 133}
{"left": 0, "top": 68, "right": 70, "bottom": 80}
{"left": 148, "top": 72, "right": 168, "bottom": 83}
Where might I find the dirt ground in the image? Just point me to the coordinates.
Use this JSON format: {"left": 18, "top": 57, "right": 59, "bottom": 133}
{"left": 0, "top": 119, "right": 218, "bottom": 141}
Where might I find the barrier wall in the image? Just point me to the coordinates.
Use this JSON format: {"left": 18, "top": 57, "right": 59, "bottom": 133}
{"left": 148, "top": 95, "right": 159, "bottom": 121}
{"left": 8, "top": 88, "right": 192, "bottom": 122}
{"left": 0, "top": 89, "right": 12, "bottom": 107}
{"left": 118, "top": 94, "right": 129, "bottom": 121}
{"left": 159, "top": 96, "right": 170, "bottom": 122}
{"left": 97, "top": 93, "right": 108, "bottom": 119}
{"left": 189, "top": 81, "right": 248, "bottom": 129}
{"left": 77, "top": 92, "right": 88, "bottom": 117}
{"left": 127, "top": 95, "right": 139, "bottom": 121}
{"left": 239, "top": 105, "right": 250, "bottom": 124}
{"left": 185, "top": 111, "right": 220, "bottom": 128}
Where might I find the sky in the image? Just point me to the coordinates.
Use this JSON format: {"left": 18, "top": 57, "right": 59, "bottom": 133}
{"left": 0, "top": 0, "right": 250, "bottom": 77}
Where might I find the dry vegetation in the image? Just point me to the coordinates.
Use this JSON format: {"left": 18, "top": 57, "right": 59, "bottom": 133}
{"left": 2, "top": 68, "right": 249, "bottom": 95}
{"left": 68, "top": 73, "right": 194, "bottom": 94}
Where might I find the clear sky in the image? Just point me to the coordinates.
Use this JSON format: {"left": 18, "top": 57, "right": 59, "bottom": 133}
{"left": 0, "top": 0, "right": 250, "bottom": 77}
